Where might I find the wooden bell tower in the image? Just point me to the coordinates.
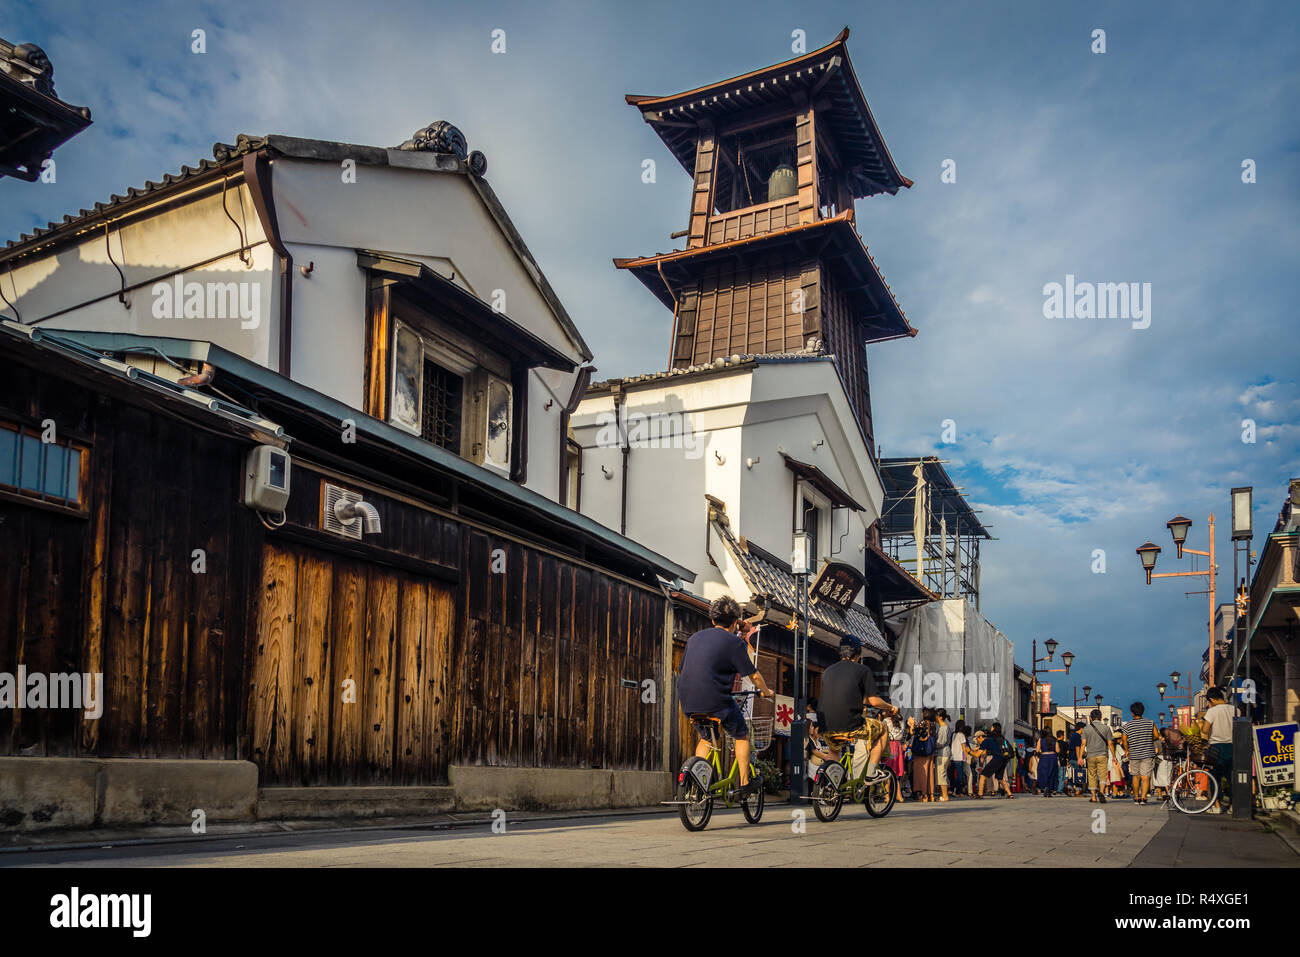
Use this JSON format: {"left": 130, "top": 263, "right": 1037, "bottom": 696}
{"left": 616, "top": 28, "right": 917, "bottom": 456}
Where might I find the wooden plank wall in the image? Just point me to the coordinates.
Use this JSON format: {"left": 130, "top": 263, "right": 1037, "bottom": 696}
{"left": 250, "top": 532, "right": 665, "bottom": 785}
{"left": 0, "top": 362, "right": 255, "bottom": 761}
{"left": 819, "top": 266, "right": 875, "bottom": 452}
{"left": 668, "top": 601, "right": 711, "bottom": 769}
{"left": 1, "top": 357, "right": 669, "bottom": 785}
{"left": 250, "top": 542, "right": 457, "bottom": 785}
{"left": 672, "top": 253, "right": 812, "bottom": 367}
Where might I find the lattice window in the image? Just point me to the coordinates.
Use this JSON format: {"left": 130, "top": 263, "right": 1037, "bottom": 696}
{"left": 420, "top": 358, "right": 463, "bottom": 453}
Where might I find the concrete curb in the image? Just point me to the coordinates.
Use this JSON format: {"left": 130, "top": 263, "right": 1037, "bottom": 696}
{"left": 0, "top": 804, "right": 676, "bottom": 856}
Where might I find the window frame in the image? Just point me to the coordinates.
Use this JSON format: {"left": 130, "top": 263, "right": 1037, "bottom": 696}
{"left": 384, "top": 305, "right": 517, "bottom": 478}
{"left": 0, "top": 418, "right": 90, "bottom": 516}
{"left": 796, "top": 482, "right": 831, "bottom": 569}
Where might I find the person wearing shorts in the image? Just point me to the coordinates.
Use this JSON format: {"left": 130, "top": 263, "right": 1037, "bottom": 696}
{"left": 1080, "top": 709, "right": 1114, "bottom": 803}
{"left": 677, "top": 596, "right": 774, "bottom": 796}
{"left": 816, "top": 635, "right": 898, "bottom": 780}
{"left": 1121, "top": 701, "right": 1159, "bottom": 805}
{"left": 975, "top": 724, "right": 1013, "bottom": 798}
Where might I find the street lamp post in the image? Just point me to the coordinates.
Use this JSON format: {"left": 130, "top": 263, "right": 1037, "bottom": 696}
{"left": 789, "top": 529, "right": 811, "bottom": 803}
{"left": 1227, "top": 486, "right": 1254, "bottom": 821}
{"left": 1135, "top": 513, "right": 1218, "bottom": 687}
{"left": 1158, "top": 670, "right": 1195, "bottom": 725}
{"left": 1032, "top": 638, "right": 1073, "bottom": 732}
{"left": 1070, "top": 684, "right": 1092, "bottom": 726}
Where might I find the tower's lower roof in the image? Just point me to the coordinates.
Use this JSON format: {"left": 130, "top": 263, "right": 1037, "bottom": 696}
{"left": 614, "top": 210, "right": 916, "bottom": 344}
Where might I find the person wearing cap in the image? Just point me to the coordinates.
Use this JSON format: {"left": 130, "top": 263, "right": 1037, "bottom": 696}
{"left": 816, "top": 634, "right": 899, "bottom": 782}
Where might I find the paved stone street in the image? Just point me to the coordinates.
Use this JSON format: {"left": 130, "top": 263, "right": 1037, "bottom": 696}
{"left": 6, "top": 795, "right": 1295, "bottom": 868}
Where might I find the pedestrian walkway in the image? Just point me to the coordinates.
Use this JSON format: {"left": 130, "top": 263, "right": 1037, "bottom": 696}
{"left": 0, "top": 793, "right": 1239, "bottom": 869}
{"left": 1131, "top": 811, "right": 1300, "bottom": 867}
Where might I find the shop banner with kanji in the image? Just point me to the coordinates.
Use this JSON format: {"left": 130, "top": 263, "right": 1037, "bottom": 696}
{"left": 773, "top": 695, "right": 795, "bottom": 736}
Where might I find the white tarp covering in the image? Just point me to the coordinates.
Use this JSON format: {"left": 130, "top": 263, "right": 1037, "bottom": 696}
{"left": 889, "top": 598, "right": 1014, "bottom": 730}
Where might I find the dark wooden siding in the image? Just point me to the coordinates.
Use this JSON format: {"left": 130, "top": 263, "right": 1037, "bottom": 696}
{"left": 0, "top": 351, "right": 668, "bottom": 785}
{"left": 819, "top": 265, "right": 875, "bottom": 453}
{"left": 0, "top": 363, "right": 255, "bottom": 761}
{"left": 672, "top": 254, "right": 816, "bottom": 367}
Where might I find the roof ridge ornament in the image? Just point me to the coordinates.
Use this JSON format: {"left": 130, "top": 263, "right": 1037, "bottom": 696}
{"left": 394, "top": 120, "right": 488, "bottom": 175}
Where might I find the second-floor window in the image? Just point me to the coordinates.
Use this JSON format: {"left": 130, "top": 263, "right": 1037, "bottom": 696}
{"left": 421, "top": 358, "right": 464, "bottom": 452}
{"left": 389, "top": 314, "right": 513, "bottom": 475}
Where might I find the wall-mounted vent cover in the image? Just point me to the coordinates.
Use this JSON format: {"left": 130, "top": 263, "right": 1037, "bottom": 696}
{"left": 322, "top": 482, "right": 363, "bottom": 540}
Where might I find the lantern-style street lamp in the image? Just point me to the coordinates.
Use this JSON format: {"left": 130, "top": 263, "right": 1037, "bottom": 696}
{"left": 1136, "top": 541, "right": 1161, "bottom": 585}
{"left": 1032, "top": 637, "right": 1074, "bottom": 731}
{"left": 1136, "top": 513, "right": 1219, "bottom": 686}
{"left": 1166, "top": 515, "right": 1193, "bottom": 559}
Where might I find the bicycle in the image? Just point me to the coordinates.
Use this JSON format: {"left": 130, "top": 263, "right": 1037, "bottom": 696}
{"left": 806, "top": 727, "right": 899, "bottom": 822}
{"left": 667, "top": 691, "right": 773, "bottom": 832}
{"left": 1166, "top": 746, "right": 1224, "bottom": 814}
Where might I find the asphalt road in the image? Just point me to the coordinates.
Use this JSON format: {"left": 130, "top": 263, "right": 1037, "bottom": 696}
{"left": 5, "top": 793, "right": 1293, "bottom": 868}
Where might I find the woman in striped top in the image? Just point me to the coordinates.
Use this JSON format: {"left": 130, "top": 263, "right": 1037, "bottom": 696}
{"left": 1121, "top": 701, "right": 1159, "bottom": 805}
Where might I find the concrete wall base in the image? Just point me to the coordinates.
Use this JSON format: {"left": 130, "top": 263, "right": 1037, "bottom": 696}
{"left": 0, "top": 757, "right": 258, "bottom": 832}
{"left": 449, "top": 766, "right": 672, "bottom": 811}
{"left": 257, "top": 786, "right": 455, "bottom": 820}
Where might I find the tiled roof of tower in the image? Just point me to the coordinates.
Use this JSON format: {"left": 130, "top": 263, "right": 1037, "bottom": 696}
{"left": 586, "top": 350, "right": 831, "bottom": 393}
{"left": 625, "top": 27, "right": 911, "bottom": 199}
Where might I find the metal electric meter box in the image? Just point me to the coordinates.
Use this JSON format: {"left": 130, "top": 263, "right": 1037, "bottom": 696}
{"left": 243, "top": 445, "right": 291, "bottom": 512}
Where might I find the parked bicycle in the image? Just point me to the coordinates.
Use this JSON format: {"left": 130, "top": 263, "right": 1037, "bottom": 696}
{"left": 805, "top": 729, "right": 899, "bottom": 822}
{"left": 667, "top": 691, "right": 773, "bottom": 831}
{"left": 1166, "top": 744, "right": 1224, "bottom": 814}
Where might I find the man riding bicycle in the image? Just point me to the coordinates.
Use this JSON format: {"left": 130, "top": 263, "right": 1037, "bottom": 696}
{"left": 677, "top": 596, "right": 774, "bottom": 796}
{"left": 817, "top": 635, "right": 898, "bottom": 782}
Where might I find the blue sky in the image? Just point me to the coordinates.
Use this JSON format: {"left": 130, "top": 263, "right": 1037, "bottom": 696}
{"left": 4, "top": 0, "right": 1298, "bottom": 720}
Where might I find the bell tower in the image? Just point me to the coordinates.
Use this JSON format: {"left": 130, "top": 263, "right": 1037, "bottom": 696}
{"left": 616, "top": 28, "right": 916, "bottom": 456}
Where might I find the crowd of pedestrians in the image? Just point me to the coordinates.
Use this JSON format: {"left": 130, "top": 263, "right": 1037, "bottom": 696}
{"left": 805, "top": 699, "right": 1192, "bottom": 806}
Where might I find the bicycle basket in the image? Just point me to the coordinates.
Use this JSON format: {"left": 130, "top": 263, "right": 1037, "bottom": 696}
{"left": 727, "top": 717, "right": 774, "bottom": 753}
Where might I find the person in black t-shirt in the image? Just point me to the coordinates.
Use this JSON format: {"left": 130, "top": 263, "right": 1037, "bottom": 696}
{"left": 677, "top": 596, "right": 774, "bottom": 794}
{"left": 973, "top": 723, "right": 1014, "bottom": 798}
{"left": 817, "top": 635, "right": 899, "bottom": 781}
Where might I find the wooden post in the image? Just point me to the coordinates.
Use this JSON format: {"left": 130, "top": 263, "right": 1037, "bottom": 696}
{"left": 794, "top": 96, "right": 818, "bottom": 225}
{"left": 687, "top": 121, "right": 717, "bottom": 249}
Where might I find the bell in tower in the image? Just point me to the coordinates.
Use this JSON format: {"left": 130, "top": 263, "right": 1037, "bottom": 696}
{"left": 614, "top": 27, "right": 918, "bottom": 458}
{"left": 766, "top": 163, "right": 796, "bottom": 203}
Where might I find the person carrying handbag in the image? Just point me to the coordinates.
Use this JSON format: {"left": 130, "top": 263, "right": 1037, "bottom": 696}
{"left": 910, "top": 710, "right": 937, "bottom": 802}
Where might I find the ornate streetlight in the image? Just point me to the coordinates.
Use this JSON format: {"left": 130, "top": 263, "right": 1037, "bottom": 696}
{"left": 1136, "top": 514, "right": 1219, "bottom": 687}
{"left": 1032, "top": 638, "right": 1073, "bottom": 731}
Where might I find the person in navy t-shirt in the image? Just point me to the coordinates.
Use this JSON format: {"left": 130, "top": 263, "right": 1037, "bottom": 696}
{"left": 677, "top": 596, "right": 774, "bottom": 795}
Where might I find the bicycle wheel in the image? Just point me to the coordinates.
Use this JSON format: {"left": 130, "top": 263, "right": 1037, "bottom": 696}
{"left": 864, "top": 766, "right": 898, "bottom": 818}
{"left": 1170, "top": 768, "right": 1218, "bottom": 814}
{"left": 741, "top": 768, "right": 765, "bottom": 824}
{"left": 678, "top": 780, "right": 714, "bottom": 831}
{"left": 811, "top": 777, "right": 844, "bottom": 822}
